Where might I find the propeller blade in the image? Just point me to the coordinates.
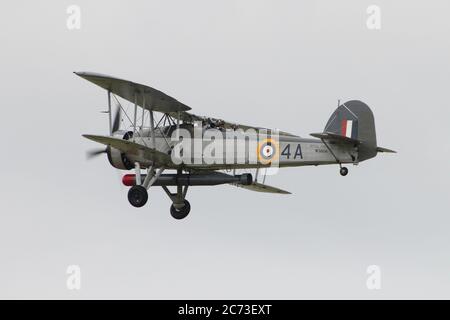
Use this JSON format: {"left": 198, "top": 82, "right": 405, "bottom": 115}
{"left": 112, "top": 101, "right": 121, "bottom": 133}
{"left": 86, "top": 148, "right": 107, "bottom": 160}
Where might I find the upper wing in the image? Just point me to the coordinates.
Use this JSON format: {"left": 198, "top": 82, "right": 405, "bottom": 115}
{"left": 75, "top": 71, "right": 298, "bottom": 136}
{"left": 83, "top": 134, "right": 172, "bottom": 165}
{"left": 169, "top": 111, "right": 299, "bottom": 137}
{"left": 75, "top": 72, "right": 191, "bottom": 113}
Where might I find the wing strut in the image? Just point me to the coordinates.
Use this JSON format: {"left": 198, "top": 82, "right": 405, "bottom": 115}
{"left": 149, "top": 104, "right": 156, "bottom": 148}
{"left": 107, "top": 90, "right": 112, "bottom": 135}
{"left": 133, "top": 93, "right": 138, "bottom": 140}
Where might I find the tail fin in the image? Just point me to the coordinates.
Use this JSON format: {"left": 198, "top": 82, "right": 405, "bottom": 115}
{"left": 323, "top": 100, "right": 378, "bottom": 160}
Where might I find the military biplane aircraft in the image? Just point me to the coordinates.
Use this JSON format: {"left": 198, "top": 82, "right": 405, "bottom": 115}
{"left": 77, "top": 72, "right": 395, "bottom": 219}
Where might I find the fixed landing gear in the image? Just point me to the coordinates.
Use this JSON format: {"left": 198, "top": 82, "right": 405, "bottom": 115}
{"left": 161, "top": 172, "right": 191, "bottom": 220}
{"left": 340, "top": 167, "right": 348, "bottom": 176}
{"left": 128, "top": 185, "right": 148, "bottom": 207}
{"left": 320, "top": 138, "right": 352, "bottom": 178}
{"left": 127, "top": 167, "right": 191, "bottom": 219}
{"left": 170, "top": 200, "right": 191, "bottom": 220}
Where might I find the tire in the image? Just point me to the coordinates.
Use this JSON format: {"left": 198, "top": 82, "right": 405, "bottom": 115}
{"left": 170, "top": 200, "right": 191, "bottom": 220}
{"left": 340, "top": 167, "right": 349, "bottom": 176}
{"left": 127, "top": 185, "right": 148, "bottom": 207}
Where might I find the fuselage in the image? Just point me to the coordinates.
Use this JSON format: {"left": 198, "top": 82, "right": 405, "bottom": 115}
{"left": 122, "top": 124, "right": 362, "bottom": 170}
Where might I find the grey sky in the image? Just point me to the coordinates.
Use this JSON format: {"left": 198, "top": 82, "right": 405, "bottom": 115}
{"left": 0, "top": 0, "right": 449, "bottom": 299}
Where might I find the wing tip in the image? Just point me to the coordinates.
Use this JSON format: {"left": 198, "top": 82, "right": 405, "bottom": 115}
{"left": 82, "top": 134, "right": 104, "bottom": 143}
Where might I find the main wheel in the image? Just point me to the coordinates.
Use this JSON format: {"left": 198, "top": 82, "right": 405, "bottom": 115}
{"left": 170, "top": 200, "right": 191, "bottom": 220}
{"left": 127, "top": 185, "right": 148, "bottom": 207}
{"left": 340, "top": 167, "right": 348, "bottom": 176}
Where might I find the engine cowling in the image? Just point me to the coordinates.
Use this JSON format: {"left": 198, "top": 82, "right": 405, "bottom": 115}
{"left": 106, "top": 131, "right": 134, "bottom": 170}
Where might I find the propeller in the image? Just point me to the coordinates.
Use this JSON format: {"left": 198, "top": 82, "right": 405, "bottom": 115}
{"left": 86, "top": 148, "right": 107, "bottom": 159}
{"left": 86, "top": 102, "right": 121, "bottom": 160}
{"left": 111, "top": 100, "right": 121, "bottom": 133}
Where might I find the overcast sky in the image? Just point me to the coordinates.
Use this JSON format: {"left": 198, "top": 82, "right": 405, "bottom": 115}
{"left": 1, "top": 0, "right": 449, "bottom": 299}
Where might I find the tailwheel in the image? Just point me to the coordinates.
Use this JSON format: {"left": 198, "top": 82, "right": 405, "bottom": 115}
{"left": 340, "top": 167, "right": 348, "bottom": 176}
{"left": 128, "top": 185, "right": 148, "bottom": 207}
{"left": 170, "top": 200, "right": 191, "bottom": 220}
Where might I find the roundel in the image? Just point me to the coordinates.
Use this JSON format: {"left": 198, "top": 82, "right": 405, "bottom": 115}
{"left": 258, "top": 138, "right": 279, "bottom": 163}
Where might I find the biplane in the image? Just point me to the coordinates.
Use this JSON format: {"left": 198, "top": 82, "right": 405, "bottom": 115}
{"left": 77, "top": 72, "right": 395, "bottom": 219}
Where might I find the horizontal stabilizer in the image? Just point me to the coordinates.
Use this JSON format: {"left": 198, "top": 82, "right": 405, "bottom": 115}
{"left": 82, "top": 134, "right": 172, "bottom": 165}
{"left": 310, "top": 132, "right": 361, "bottom": 145}
{"left": 376, "top": 146, "right": 397, "bottom": 153}
{"left": 235, "top": 182, "right": 291, "bottom": 194}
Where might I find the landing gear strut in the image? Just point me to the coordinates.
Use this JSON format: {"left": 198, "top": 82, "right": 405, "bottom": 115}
{"left": 340, "top": 167, "right": 348, "bottom": 176}
{"left": 127, "top": 185, "right": 148, "bottom": 207}
{"left": 162, "top": 169, "right": 191, "bottom": 220}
